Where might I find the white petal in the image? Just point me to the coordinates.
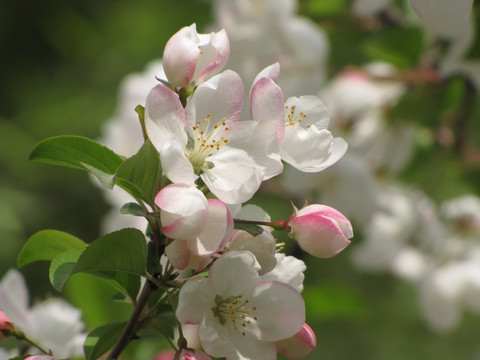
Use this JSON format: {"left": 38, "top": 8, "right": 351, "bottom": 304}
{"left": 280, "top": 126, "right": 347, "bottom": 172}
{"left": 156, "top": 183, "right": 208, "bottom": 239}
{"left": 187, "top": 199, "right": 233, "bottom": 256}
{"left": 226, "top": 120, "right": 283, "bottom": 180}
{"left": 163, "top": 24, "right": 201, "bottom": 88}
{"left": 193, "top": 29, "right": 230, "bottom": 85}
{"left": 186, "top": 70, "right": 244, "bottom": 133}
{"left": 260, "top": 254, "right": 306, "bottom": 293}
{"left": 160, "top": 140, "right": 198, "bottom": 185}
{"left": 228, "top": 230, "right": 277, "bottom": 275}
{"left": 250, "top": 77, "right": 285, "bottom": 141}
{"left": 145, "top": 84, "right": 187, "bottom": 152}
{"left": 252, "top": 63, "right": 280, "bottom": 85}
{"left": 165, "top": 240, "right": 191, "bottom": 270}
{"left": 199, "top": 311, "right": 238, "bottom": 359}
{"left": 209, "top": 252, "right": 261, "bottom": 296}
{"left": 251, "top": 281, "right": 305, "bottom": 341}
{"left": 229, "top": 328, "right": 277, "bottom": 360}
{"left": 235, "top": 204, "right": 271, "bottom": 223}
{"left": 176, "top": 277, "right": 215, "bottom": 325}
{"left": 0, "top": 269, "right": 32, "bottom": 331}
{"left": 285, "top": 95, "right": 330, "bottom": 129}
{"left": 201, "top": 148, "right": 264, "bottom": 204}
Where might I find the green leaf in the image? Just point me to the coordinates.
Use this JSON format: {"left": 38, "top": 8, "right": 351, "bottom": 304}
{"left": 72, "top": 228, "right": 147, "bottom": 277}
{"left": 49, "top": 249, "right": 84, "bottom": 291}
{"left": 233, "top": 222, "right": 264, "bottom": 237}
{"left": 97, "top": 271, "right": 141, "bottom": 303}
{"left": 18, "top": 230, "right": 86, "bottom": 268}
{"left": 29, "top": 135, "right": 124, "bottom": 188}
{"left": 84, "top": 322, "right": 126, "bottom": 360}
{"left": 120, "top": 202, "right": 146, "bottom": 217}
{"left": 115, "top": 139, "right": 161, "bottom": 206}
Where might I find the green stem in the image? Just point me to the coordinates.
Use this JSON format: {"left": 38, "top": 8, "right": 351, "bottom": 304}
{"left": 233, "top": 218, "right": 287, "bottom": 231}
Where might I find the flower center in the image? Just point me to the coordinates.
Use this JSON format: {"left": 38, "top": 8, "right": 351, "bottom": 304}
{"left": 187, "top": 113, "right": 230, "bottom": 173}
{"left": 212, "top": 294, "right": 257, "bottom": 337}
{"left": 285, "top": 105, "right": 310, "bottom": 128}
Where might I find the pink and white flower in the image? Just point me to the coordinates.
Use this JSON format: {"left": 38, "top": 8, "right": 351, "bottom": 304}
{"left": 276, "top": 323, "right": 316, "bottom": 359}
{"left": 0, "top": 310, "right": 14, "bottom": 339}
{"left": 156, "top": 184, "right": 233, "bottom": 258}
{"left": 254, "top": 63, "right": 347, "bottom": 173}
{"left": 287, "top": 204, "right": 353, "bottom": 258}
{"left": 176, "top": 251, "right": 305, "bottom": 360}
{"left": 176, "top": 348, "right": 212, "bottom": 360}
{"left": 0, "top": 269, "right": 85, "bottom": 358}
{"left": 163, "top": 24, "right": 229, "bottom": 90}
{"left": 145, "top": 70, "right": 282, "bottom": 204}
{"left": 227, "top": 204, "right": 277, "bottom": 275}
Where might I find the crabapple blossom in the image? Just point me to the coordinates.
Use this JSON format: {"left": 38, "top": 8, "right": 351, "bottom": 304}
{"left": 0, "top": 269, "right": 85, "bottom": 358}
{"left": 176, "top": 251, "right": 305, "bottom": 360}
{"left": 276, "top": 323, "right": 316, "bottom": 359}
{"left": 420, "top": 262, "right": 480, "bottom": 332}
{"left": 176, "top": 348, "right": 212, "bottom": 360}
{"left": 153, "top": 349, "right": 176, "bottom": 360}
{"left": 145, "top": 69, "right": 282, "bottom": 204}
{"left": 253, "top": 63, "right": 348, "bottom": 173}
{"left": 352, "top": 185, "right": 442, "bottom": 281}
{"left": 157, "top": 184, "right": 233, "bottom": 257}
{"left": 288, "top": 204, "right": 353, "bottom": 258}
{"left": 163, "top": 24, "right": 229, "bottom": 90}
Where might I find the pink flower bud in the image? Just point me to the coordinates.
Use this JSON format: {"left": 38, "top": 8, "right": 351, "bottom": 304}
{"left": 153, "top": 349, "right": 176, "bottom": 360}
{"left": 0, "top": 310, "right": 14, "bottom": 339}
{"left": 288, "top": 204, "right": 353, "bottom": 258}
{"left": 24, "top": 356, "right": 55, "bottom": 360}
{"left": 276, "top": 323, "right": 316, "bottom": 359}
{"left": 163, "top": 24, "right": 230, "bottom": 89}
{"left": 177, "top": 348, "right": 211, "bottom": 360}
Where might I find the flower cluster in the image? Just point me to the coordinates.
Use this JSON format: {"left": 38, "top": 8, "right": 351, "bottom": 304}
{"left": 134, "top": 24, "right": 351, "bottom": 359}
{"left": 18, "top": 21, "right": 352, "bottom": 360}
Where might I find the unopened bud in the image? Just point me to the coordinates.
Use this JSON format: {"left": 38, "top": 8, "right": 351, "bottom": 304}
{"left": 288, "top": 204, "right": 353, "bottom": 258}
{"left": 0, "top": 310, "right": 14, "bottom": 339}
{"left": 276, "top": 323, "right": 316, "bottom": 359}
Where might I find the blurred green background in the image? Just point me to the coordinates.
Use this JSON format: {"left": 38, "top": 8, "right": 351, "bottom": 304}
{"left": 1, "top": 0, "right": 480, "bottom": 359}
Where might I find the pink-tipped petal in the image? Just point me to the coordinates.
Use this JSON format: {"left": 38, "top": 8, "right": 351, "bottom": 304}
{"left": 276, "top": 323, "right": 316, "bottom": 359}
{"left": 163, "top": 24, "right": 201, "bottom": 88}
{"left": 145, "top": 83, "right": 188, "bottom": 152}
{"left": 187, "top": 199, "right": 233, "bottom": 256}
{"left": 289, "top": 204, "right": 353, "bottom": 258}
{"left": 156, "top": 184, "right": 208, "bottom": 240}
{"left": 250, "top": 77, "right": 286, "bottom": 141}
